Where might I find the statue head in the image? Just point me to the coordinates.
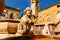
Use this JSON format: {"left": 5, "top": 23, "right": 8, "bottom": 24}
{"left": 0, "top": 0, "right": 5, "bottom": 14}
{"left": 24, "top": 7, "right": 32, "bottom": 16}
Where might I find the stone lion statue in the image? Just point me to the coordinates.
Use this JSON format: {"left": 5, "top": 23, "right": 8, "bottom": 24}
{"left": 20, "top": 7, "right": 34, "bottom": 35}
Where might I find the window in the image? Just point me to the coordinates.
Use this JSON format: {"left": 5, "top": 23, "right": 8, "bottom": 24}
{"left": 2, "top": 9, "right": 8, "bottom": 17}
{"left": 10, "top": 13, "right": 13, "bottom": 19}
{"left": 36, "top": 0, "right": 39, "bottom": 3}
{"left": 2, "top": 13, "right": 5, "bottom": 17}
{"left": 40, "top": 16, "right": 43, "bottom": 22}
{"left": 57, "top": 11, "right": 60, "bottom": 14}
{"left": 57, "top": 5, "right": 60, "bottom": 8}
{"left": 47, "top": 14, "right": 50, "bottom": 20}
{"left": 32, "top": 0, "right": 34, "bottom": 3}
{"left": 4, "top": 9, "right": 7, "bottom": 13}
{"left": 55, "top": 11, "right": 60, "bottom": 20}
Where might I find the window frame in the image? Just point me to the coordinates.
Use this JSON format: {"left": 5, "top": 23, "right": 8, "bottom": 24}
{"left": 47, "top": 14, "right": 50, "bottom": 21}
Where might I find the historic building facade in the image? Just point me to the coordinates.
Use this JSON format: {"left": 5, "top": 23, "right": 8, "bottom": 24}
{"left": 30, "top": 0, "right": 60, "bottom": 25}
{"left": 35, "top": 2, "right": 60, "bottom": 25}
{"left": 0, "top": 6, "right": 20, "bottom": 34}
{"left": 0, "top": 6, "right": 20, "bottom": 19}
{"left": 30, "top": 0, "right": 60, "bottom": 34}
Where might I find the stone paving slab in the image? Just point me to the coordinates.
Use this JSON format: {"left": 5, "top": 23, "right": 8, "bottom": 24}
{"left": 0, "top": 33, "right": 22, "bottom": 39}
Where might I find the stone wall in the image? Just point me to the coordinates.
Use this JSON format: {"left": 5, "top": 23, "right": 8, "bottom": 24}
{"left": 0, "top": 22, "right": 19, "bottom": 34}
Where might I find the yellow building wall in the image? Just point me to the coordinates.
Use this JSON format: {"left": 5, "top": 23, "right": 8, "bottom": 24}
{"left": 35, "top": 3, "right": 60, "bottom": 24}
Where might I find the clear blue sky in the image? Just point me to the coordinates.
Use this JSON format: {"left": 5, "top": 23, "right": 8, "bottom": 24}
{"left": 5, "top": 0, "right": 60, "bottom": 16}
